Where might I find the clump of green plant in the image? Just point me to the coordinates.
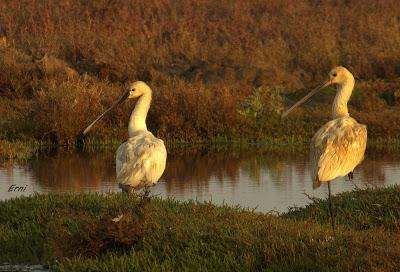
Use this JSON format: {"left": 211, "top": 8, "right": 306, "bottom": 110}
{"left": 238, "top": 86, "right": 284, "bottom": 125}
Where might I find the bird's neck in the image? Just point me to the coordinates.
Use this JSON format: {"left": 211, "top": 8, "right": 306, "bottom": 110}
{"left": 332, "top": 78, "right": 354, "bottom": 119}
{"left": 128, "top": 92, "right": 152, "bottom": 137}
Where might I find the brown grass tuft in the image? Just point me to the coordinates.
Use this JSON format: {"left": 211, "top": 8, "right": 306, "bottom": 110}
{"left": 47, "top": 203, "right": 153, "bottom": 258}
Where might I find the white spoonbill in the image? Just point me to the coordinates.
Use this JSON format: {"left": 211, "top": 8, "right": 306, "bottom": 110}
{"left": 83, "top": 81, "right": 167, "bottom": 193}
{"left": 282, "top": 66, "right": 367, "bottom": 229}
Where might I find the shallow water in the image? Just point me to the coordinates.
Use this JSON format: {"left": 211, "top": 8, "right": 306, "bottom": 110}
{"left": 1, "top": 148, "right": 400, "bottom": 212}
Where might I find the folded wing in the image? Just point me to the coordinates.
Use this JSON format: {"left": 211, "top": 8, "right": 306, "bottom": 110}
{"left": 310, "top": 117, "right": 367, "bottom": 188}
{"left": 116, "top": 132, "right": 167, "bottom": 189}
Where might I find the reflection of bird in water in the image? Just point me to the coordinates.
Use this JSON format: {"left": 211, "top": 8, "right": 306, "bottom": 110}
{"left": 83, "top": 81, "right": 167, "bottom": 194}
{"left": 282, "top": 67, "right": 367, "bottom": 230}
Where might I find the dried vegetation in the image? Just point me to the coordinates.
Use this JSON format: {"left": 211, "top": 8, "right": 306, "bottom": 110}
{"left": 0, "top": 0, "right": 399, "bottom": 146}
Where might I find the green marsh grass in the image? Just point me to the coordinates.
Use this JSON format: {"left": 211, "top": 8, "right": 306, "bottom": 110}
{"left": 285, "top": 186, "right": 400, "bottom": 232}
{"left": 1, "top": 187, "right": 400, "bottom": 271}
{"left": 2, "top": 134, "right": 399, "bottom": 164}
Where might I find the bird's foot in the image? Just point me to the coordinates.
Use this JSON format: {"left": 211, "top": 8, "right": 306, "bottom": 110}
{"left": 347, "top": 172, "right": 354, "bottom": 181}
{"left": 137, "top": 186, "right": 152, "bottom": 205}
{"left": 119, "top": 184, "right": 136, "bottom": 196}
{"left": 143, "top": 186, "right": 151, "bottom": 198}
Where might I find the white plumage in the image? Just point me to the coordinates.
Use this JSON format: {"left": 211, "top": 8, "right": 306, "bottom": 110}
{"left": 282, "top": 66, "right": 367, "bottom": 230}
{"left": 83, "top": 81, "right": 167, "bottom": 192}
{"left": 311, "top": 117, "right": 367, "bottom": 188}
{"left": 116, "top": 130, "right": 167, "bottom": 189}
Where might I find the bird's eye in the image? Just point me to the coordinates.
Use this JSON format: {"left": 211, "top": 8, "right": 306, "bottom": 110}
{"left": 131, "top": 88, "right": 135, "bottom": 92}
{"left": 332, "top": 73, "right": 337, "bottom": 77}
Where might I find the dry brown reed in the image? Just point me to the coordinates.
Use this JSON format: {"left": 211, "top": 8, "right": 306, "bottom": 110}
{"left": 0, "top": 0, "right": 399, "bottom": 144}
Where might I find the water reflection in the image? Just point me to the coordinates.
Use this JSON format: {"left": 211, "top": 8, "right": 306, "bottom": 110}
{"left": 163, "top": 150, "right": 242, "bottom": 196}
{"left": 30, "top": 150, "right": 115, "bottom": 192}
{"left": 1, "top": 148, "right": 400, "bottom": 212}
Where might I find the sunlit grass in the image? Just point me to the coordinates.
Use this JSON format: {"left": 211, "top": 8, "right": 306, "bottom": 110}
{"left": 1, "top": 186, "right": 400, "bottom": 271}
{"left": 285, "top": 186, "right": 400, "bottom": 232}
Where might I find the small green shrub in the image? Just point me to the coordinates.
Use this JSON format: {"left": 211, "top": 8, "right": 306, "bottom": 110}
{"left": 238, "top": 86, "right": 284, "bottom": 126}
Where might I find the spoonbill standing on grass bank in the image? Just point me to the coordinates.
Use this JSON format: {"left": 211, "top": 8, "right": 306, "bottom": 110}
{"left": 282, "top": 67, "right": 367, "bottom": 230}
{"left": 83, "top": 81, "right": 167, "bottom": 194}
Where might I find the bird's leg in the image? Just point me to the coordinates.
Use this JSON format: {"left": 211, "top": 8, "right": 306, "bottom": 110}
{"left": 119, "top": 184, "right": 128, "bottom": 193}
{"left": 327, "top": 181, "right": 335, "bottom": 232}
{"left": 143, "top": 186, "right": 151, "bottom": 198}
{"left": 137, "top": 186, "right": 152, "bottom": 205}
{"left": 347, "top": 172, "right": 354, "bottom": 181}
{"left": 119, "top": 184, "right": 136, "bottom": 196}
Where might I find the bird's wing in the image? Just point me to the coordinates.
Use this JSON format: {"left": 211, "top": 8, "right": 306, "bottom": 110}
{"left": 116, "top": 141, "right": 128, "bottom": 177}
{"left": 115, "top": 132, "right": 167, "bottom": 188}
{"left": 310, "top": 117, "right": 367, "bottom": 188}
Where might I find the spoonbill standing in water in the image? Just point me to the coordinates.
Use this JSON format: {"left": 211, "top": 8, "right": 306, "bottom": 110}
{"left": 83, "top": 81, "right": 167, "bottom": 194}
{"left": 282, "top": 66, "right": 367, "bottom": 230}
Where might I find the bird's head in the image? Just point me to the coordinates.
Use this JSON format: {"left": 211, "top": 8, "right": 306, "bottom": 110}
{"left": 328, "top": 66, "right": 354, "bottom": 86}
{"left": 82, "top": 81, "right": 151, "bottom": 135}
{"left": 127, "top": 81, "right": 152, "bottom": 99}
{"left": 281, "top": 66, "right": 354, "bottom": 118}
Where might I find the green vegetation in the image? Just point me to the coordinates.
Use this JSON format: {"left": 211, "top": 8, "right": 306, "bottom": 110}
{"left": 1, "top": 186, "right": 400, "bottom": 271}
{"left": 0, "top": 139, "right": 44, "bottom": 162}
{"left": 1, "top": 2, "right": 399, "bottom": 270}
{"left": 285, "top": 186, "right": 400, "bottom": 232}
{"left": 0, "top": 0, "right": 400, "bottom": 149}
